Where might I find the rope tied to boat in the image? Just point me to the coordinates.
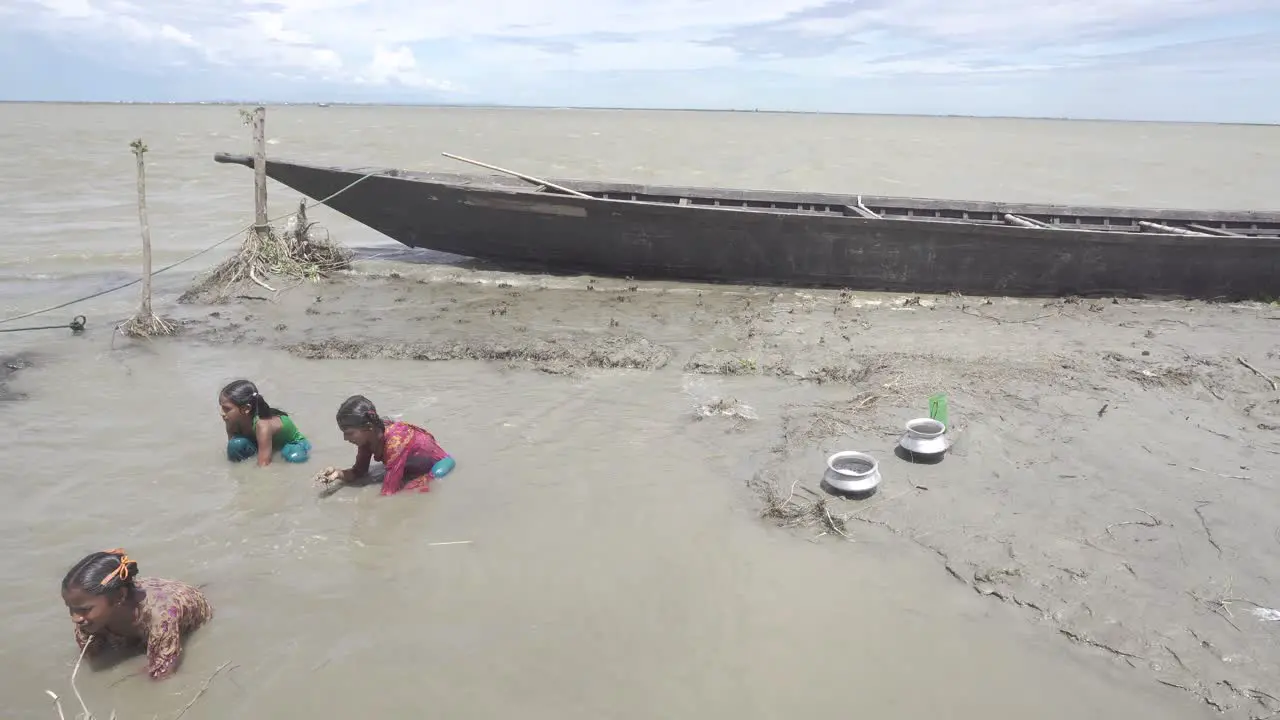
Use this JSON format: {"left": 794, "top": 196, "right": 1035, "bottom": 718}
{"left": 0, "top": 172, "right": 379, "bottom": 326}
{"left": 0, "top": 315, "right": 87, "bottom": 334}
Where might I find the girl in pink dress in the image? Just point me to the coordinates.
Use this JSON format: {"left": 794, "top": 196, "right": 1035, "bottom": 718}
{"left": 324, "top": 395, "right": 455, "bottom": 496}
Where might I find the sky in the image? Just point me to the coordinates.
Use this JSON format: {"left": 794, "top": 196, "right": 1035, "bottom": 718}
{"left": 0, "top": 0, "right": 1277, "bottom": 123}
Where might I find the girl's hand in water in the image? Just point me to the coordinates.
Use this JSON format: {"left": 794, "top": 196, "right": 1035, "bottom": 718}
{"left": 315, "top": 467, "right": 346, "bottom": 497}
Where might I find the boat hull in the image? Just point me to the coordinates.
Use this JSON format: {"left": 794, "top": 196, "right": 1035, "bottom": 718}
{"left": 216, "top": 154, "right": 1280, "bottom": 300}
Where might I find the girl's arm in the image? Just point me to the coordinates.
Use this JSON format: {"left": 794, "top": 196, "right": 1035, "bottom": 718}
{"left": 144, "top": 628, "right": 183, "bottom": 680}
{"left": 338, "top": 445, "right": 373, "bottom": 482}
{"left": 254, "top": 417, "right": 277, "bottom": 467}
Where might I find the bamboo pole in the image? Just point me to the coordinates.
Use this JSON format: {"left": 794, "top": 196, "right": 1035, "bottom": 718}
{"left": 131, "top": 139, "right": 154, "bottom": 318}
{"left": 119, "top": 139, "right": 174, "bottom": 337}
{"left": 252, "top": 106, "right": 269, "bottom": 232}
{"left": 1003, "top": 213, "right": 1055, "bottom": 229}
{"left": 1138, "top": 220, "right": 1208, "bottom": 236}
{"left": 440, "top": 152, "right": 592, "bottom": 199}
{"left": 1186, "top": 223, "right": 1243, "bottom": 237}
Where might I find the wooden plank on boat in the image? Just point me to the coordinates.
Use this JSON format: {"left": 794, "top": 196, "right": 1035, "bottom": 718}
{"left": 1004, "top": 213, "right": 1056, "bottom": 229}
{"left": 441, "top": 152, "right": 592, "bottom": 199}
{"left": 1186, "top": 223, "right": 1244, "bottom": 237}
{"left": 1138, "top": 220, "right": 1210, "bottom": 236}
{"left": 844, "top": 204, "right": 879, "bottom": 219}
{"left": 555, "top": 178, "right": 1280, "bottom": 225}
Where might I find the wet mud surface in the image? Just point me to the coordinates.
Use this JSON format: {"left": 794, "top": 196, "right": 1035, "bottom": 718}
{"left": 0, "top": 354, "right": 34, "bottom": 401}
{"left": 175, "top": 269, "right": 1280, "bottom": 718}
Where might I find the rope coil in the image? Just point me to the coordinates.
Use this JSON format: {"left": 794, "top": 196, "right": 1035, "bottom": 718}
{"left": 0, "top": 315, "right": 87, "bottom": 334}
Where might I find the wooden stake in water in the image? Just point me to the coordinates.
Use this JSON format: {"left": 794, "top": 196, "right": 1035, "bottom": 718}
{"left": 119, "top": 140, "right": 175, "bottom": 337}
{"left": 251, "top": 106, "right": 269, "bottom": 233}
{"left": 132, "top": 139, "right": 154, "bottom": 320}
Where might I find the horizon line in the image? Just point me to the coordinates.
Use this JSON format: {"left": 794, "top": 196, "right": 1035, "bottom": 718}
{"left": 0, "top": 100, "right": 1275, "bottom": 127}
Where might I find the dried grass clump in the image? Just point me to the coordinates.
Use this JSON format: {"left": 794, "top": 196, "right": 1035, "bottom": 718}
{"left": 118, "top": 314, "right": 177, "bottom": 339}
{"left": 180, "top": 200, "right": 351, "bottom": 304}
{"left": 755, "top": 475, "right": 854, "bottom": 540}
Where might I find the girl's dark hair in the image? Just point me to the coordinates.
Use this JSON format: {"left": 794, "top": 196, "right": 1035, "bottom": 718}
{"left": 62, "top": 550, "right": 139, "bottom": 596}
{"left": 220, "top": 379, "right": 287, "bottom": 419}
{"left": 336, "top": 394, "right": 386, "bottom": 431}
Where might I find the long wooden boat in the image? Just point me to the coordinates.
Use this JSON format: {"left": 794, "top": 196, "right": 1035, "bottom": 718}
{"left": 213, "top": 152, "right": 1280, "bottom": 300}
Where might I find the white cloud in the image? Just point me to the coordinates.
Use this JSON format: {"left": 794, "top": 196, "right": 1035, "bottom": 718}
{"left": 774, "top": 0, "right": 1272, "bottom": 44}
{"left": 6, "top": 0, "right": 1278, "bottom": 93}
{"left": 360, "top": 45, "right": 451, "bottom": 89}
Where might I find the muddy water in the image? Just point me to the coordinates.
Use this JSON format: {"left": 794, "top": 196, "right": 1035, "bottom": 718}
{"left": 3, "top": 338, "right": 1204, "bottom": 719}
{"left": 4, "top": 103, "right": 1277, "bottom": 718}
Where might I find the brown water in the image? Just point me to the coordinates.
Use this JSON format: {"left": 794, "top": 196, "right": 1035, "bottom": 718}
{"left": 4, "top": 103, "right": 1275, "bottom": 718}
{"left": 4, "top": 342, "right": 1209, "bottom": 719}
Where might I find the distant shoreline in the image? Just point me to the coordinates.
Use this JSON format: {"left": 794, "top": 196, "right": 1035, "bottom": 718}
{"left": 0, "top": 100, "right": 1274, "bottom": 128}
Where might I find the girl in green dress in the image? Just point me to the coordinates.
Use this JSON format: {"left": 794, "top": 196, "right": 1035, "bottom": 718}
{"left": 219, "top": 379, "right": 310, "bottom": 466}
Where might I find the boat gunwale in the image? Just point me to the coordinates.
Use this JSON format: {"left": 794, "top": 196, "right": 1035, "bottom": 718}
{"left": 213, "top": 152, "right": 1280, "bottom": 228}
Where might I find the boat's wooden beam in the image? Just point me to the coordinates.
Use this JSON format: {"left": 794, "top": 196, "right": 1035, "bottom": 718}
{"left": 1138, "top": 220, "right": 1210, "bottom": 236}
{"left": 1186, "top": 223, "right": 1244, "bottom": 237}
{"left": 1003, "top": 213, "right": 1056, "bottom": 229}
{"left": 856, "top": 196, "right": 880, "bottom": 218}
{"left": 843, "top": 203, "right": 880, "bottom": 220}
{"left": 552, "top": 178, "right": 1280, "bottom": 224}
{"left": 441, "top": 152, "right": 593, "bottom": 199}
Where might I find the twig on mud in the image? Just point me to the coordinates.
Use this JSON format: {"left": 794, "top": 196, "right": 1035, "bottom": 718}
{"left": 171, "top": 661, "right": 234, "bottom": 720}
{"left": 1058, "top": 628, "right": 1144, "bottom": 661}
{"left": 823, "top": 505, "right": 854, "bottom": 540}
{"left": 1237, "top": 356, "right": 1278, "bottom": 391}
{"left": 1157, "top": 679, "right": 1198, "bottom": 694}
{"left": 1220, "top": 597, "right": 1271, "bottom": 613}
{"left": 1190, "top": 466, "right": 1251, "bottom": 480}
{"left": 1104, "top": 508, "right": 1163, "bottom": 539}
{"left": 961, "top": 306, "right": 1059, "bottom": 324}
{"left": 1193, "top": 501, "right": 1224, "bottom": 557}
{"left": 1187, "top": 582, "right": 1243, "bottom": 632}
{"left": 846, "top": 488, "right": 918, "bottom": 522}
{"left": 1163, "top": 644, "right": 1189, "bottom": 672}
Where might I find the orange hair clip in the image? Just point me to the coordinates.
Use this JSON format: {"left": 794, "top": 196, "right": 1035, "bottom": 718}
{"left": 99, "top": 548, "right": 133, "bottom": 586}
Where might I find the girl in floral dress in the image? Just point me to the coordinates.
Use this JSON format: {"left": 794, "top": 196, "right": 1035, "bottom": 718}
{"left": 60, "top": 549, "right": 212, "bottom": 680}
{"left": 321, "top": 395, "right": 455, "bottom": 496}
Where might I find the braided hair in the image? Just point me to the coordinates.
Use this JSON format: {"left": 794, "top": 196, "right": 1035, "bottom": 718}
{"left": 62, "top": 549, "right": 139, "bottom": 596}
{"left": 220, "top": 379, "right": 287, "bottom": 419}
{"left": 335, "top": 395, "right": 386, "bottom": 431}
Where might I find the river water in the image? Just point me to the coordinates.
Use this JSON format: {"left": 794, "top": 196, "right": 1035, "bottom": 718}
{"left": 4, "top": 103, "right": 1276, "bottom": 718}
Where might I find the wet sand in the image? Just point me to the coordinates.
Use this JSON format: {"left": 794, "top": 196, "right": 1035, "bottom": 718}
{"left": 156, "top": 265, "right": 1280, "bottom": 718}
